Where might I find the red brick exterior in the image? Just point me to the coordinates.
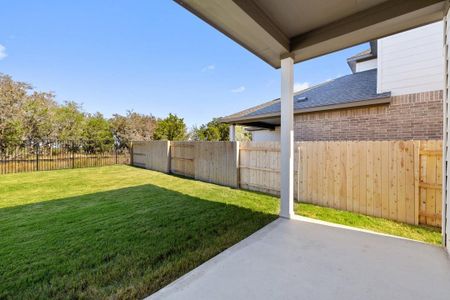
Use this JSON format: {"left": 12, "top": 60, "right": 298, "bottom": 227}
{"left": 294, "top": 90, "right": 443, "bottom": 141}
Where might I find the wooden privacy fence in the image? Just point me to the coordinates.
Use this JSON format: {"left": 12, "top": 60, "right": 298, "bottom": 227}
{"left": 132, "top": 140, "right": 442, "bottom": 227}
{"left": 298, "top": 141, "right": 419, "bottom": 224}
{"left": 132, "top": 141, "right": 170, "bottom": 173}
{"left": 240, "top": 140, "right": 442, "bottom": 227}
{"left": 133, "top": 141, "right": 239, "bottom": 188}
{"left": 418, "top": 140, "right": 443, "bottom": 226}
{"left": 170, "top": 142, "right": 195, "bottom": 177}
{"left": 171, "top": 141, "right": 239, "bottom": 187}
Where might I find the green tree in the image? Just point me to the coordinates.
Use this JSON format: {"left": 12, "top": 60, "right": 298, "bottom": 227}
{"left": 0, "top": 74, "right": 28, "bottom": 150}
{"left": 54, "top": 101, "right": 85, "bottom": 141}
{"left": 191, "top": 118, "right": 229, "bottom": 141}
{"left": 235, "top": 125, "right": 252, "bottom": 141}
{"left": 82, "top": 112, "right": 113, "bottom": 152}
{"left": 109, "top": 111, "right": 157, "bottom": 149}
{"left": 22, "top": 92, "right": 57, "bottom": 142}
{"left": 0, "top": 72, "right": 170, "bottom": 153}
{"left": 190, "top": 120, "right": 252, "bottom": 142}
{"left": 153, "top": 113, "right": 187, "bottom": 141}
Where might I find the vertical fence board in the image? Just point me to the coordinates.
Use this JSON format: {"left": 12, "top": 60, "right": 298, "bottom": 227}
{"left": 373, "top": 141, "right": 382, "bottom": 217}
{"left": 426, "top": 141, "right": 437, "bottom": 226}
{"left": 359, "top": 142, "right": 368, "bottom": 215}
{"left": 405, "top": 142, "right": 415, "bottom": 224}
{"left": 346, "top": 142, "right": 353, "bottom": 212}
{"left": 414, "top": 141, "right": 420, "bottom": 225}
{"left": 436, "top": 145, "right": 443, "bottom": 226}
{"left": 339, "top": 142, "right": 347, "bottom": 210}
{"left": 381, "top": 141, "right": 390, "bottom": 218}
{"left": 366, "top": 141, "right": 374, "bottom": 216}
{"left": 389, "top": 141, "right": 398, "bottom": 220}
{"left": 419, "top": 142, "right": 427, "bottom": 224}
{"left": 397, "top": 141, "right": 407, "bottom": 223}
{"left": 332, "top": 142, "right": 340, "bottom": 209}
{"left": 351, "top": 142, "right": 360, "bottom": 213}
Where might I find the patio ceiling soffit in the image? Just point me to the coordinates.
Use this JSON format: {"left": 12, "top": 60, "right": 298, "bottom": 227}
{"left": 175, "top": 0, "right": 445, "bottom": 68}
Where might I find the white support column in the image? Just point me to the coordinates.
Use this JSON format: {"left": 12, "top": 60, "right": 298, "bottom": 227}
{"left": 229, "top": 124, "right": 236, "bottom": 142}
{"left": 443, "top": 7, "right": 450, "bottom": 254}
{"left": 280, "top": 56, "right": 295, "bottom": 219}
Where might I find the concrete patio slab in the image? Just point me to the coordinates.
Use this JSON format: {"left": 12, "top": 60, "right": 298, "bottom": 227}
{"left": 147, "top": 217, "right": 450, "bottom": 300}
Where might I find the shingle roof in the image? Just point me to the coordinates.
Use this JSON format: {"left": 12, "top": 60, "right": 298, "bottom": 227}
{"left": 222, "top": 69, "right": 390, "bottom": 122}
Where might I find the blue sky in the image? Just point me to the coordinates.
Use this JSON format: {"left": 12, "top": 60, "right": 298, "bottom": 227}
{"left": 0, "top": 1, "right": 368, "bottom": 128}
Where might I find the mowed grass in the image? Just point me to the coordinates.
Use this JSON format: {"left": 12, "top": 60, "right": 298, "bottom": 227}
{"left": 0, "top": 166, "right": 278, "bottom": 299}
{"left": 295, "top": 203, "right": 442, "bottom": 245}
{"left": 0, "top": 166, "right": 442, "bottom": 299}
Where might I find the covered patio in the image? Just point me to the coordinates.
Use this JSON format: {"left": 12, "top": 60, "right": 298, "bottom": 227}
{"left": 149, "top": 217, "right": 450, "bottom": 300}
{"left": 151, "top": 0, "right": 450, "bottom": 298}
{"left": 174, "top": 0, "right": 449, "bottom": 251}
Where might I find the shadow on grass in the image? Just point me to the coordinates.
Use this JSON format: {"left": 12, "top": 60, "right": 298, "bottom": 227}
{"left": 0, "top": 184, "right": 277, "bottom": 300}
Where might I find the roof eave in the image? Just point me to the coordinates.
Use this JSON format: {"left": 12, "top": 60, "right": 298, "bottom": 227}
{"left": 221, "top": 96, "right": 392, "bottom": 124}
{"left": 346, "top": 50, "right": 377, "bottom": 73}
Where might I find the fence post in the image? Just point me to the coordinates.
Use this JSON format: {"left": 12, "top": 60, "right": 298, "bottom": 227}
{"left": 71, "top": 141, "right": 75, "bottom": 169}
{"left": 414, "top": 141, "right": 421, "bottom": 225}
{"left": 235, "top": 141, "right": 240, "bottom": 188}
{"left": 167, "top": 141, "right": 171, "bottom": 173}
{"left": 130, "top": 142, "right": 134, "bottom": 166}
{"left": 36, "top": 143, "right": 39, "bottom": 171}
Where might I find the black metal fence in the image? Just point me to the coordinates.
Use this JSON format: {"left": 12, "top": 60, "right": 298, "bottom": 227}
{"left": 0, "top": 140, "right": 130, "bottom": 175}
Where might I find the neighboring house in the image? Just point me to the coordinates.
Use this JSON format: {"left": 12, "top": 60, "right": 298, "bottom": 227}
{"left": 221, "top": 22, "right": 444, "bottom": 142}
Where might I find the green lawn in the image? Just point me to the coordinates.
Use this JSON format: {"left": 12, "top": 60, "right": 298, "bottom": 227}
{"left": 295, "top": 203, "right": 441, "bottom": 245}
{"left": 0, "top": 165, "right": 442, "bottom": 299}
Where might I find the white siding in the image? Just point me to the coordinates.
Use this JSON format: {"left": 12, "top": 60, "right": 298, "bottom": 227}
{"left": 251, "top": 127, "right": 280, "bottom": 142}
{"left": 355, "top": 58, "right": 377, "bottom": 72}
{"left": 377, "top": 21, "right": 444, "bottom": 96}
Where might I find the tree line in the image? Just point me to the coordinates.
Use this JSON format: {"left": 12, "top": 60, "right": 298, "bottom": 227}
{"left": 0, "top": 73, "right": 250, "bottom": 152}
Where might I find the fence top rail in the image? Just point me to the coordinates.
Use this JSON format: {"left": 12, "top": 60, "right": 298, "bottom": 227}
{"left": 132, "top": 140, "right": 169, "bottom": 144}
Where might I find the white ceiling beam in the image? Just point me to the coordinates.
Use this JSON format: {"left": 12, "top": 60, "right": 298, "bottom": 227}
{"left": 290, "top": 0, "right": 445, "bottom": 60}
{"left": 232, "top": 0, "right": 290, "bottom": 51}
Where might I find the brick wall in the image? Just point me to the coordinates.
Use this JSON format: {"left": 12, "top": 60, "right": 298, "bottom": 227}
{"left": 294, "top": 90, "right": 443, "bottom": 141}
